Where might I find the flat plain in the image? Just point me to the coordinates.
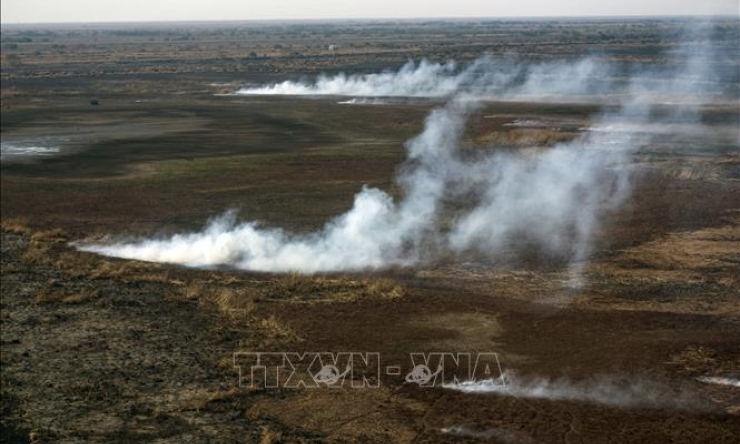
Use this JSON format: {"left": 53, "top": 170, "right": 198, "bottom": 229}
{"left": 1, "top": 18, "right": 739, "bottom": 443}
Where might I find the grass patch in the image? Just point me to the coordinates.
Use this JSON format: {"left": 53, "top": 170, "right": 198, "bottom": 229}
{"left": 11, "top": 226, "right": 403, "bottom": 354}
{"left": 476, "top": 129, "right": 576, "bottom": 147}
{"left": 667, "top": 346, "right": 719, "bottom": 375}
{"left": 259, "top": 427, "right": 283, "bottom": 444}
{"left": 88, "top": 260, "right": 169, "bottom": 283}
{"left": 263, "top": 272, "right": 404, "bottom": 302}
{"left": 30, "top": 228, "right": 67, "bottom": 243}
{"left": 213, "top": 287, "right": 258, "bottom": 318}
{"left": 35, "top": 281, "right": 99, "bottom": 304}
{"left": 255, "top": 315, "right": 302, "bottom": 345}
{"left": 61, "top": 288, "right": 100, "bottom": 305}
{"left": 20, "top": 240, "right": 54, "bottom": 266}
{"left": 0, "top": 217, "right": 31, "bottom": 235}
{"left": 181, "top": 273, "right": 405, "bottom": 308}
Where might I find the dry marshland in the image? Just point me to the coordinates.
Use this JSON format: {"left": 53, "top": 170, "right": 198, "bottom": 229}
{"left": 2, "top": 18, "right": 740, "bottom": 444}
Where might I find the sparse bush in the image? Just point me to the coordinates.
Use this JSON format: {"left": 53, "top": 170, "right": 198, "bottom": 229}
{"left": 19, "top": 229, "right": 69, "bottom": 266}
{"left": 0, "top": 218, "right": 31, "bottom": 234}
{"left": 259, "top": 427, "right": 283, "bottom": 444}
{"left": 183, "top": 280, "right": 209, "bottom": 300}
{"left": 266, "top": 274, "right": 404, "bottom": 302}
{"left": 30, "top": 228, "right": 67, "bottom": 243}
{"left": 213, "top": 287, "right": 257, "bottom": 318}
{"left": 20, "top": 241, "right": 53, "bottom": 265}
{"left": 61, "top": 288, "right": 99, "bottom": 304}
{"left": 668, "top": 346, "right": 719, "bottom": 374}
{"left": 88, "top": 260, "right": 167, "bottom": 282}
{"left": 255, "top": 315, "right": 302, "bottom": 344}
{"left": 274, "top": 271, "right": 312, "bottom": 294}
{"left": 367, "top": 279, "right": 405, "bottom": 299}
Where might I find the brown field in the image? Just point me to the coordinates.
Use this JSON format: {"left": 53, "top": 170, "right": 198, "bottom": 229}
{"left": 2, "top": 18, "right": 740, "bottom": 444}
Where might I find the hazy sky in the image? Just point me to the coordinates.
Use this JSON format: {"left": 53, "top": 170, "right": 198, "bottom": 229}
{"left": 2, "top": 0, "right": 738, "bottom": 24}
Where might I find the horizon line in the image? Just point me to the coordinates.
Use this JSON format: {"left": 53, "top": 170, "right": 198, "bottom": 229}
{"left": 2, "top": 13, "right": 738, "bottom": 27}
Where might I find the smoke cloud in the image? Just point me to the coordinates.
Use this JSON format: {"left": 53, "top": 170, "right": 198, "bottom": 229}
{"left": 440, "top": 425, "right": 535, "bottom": 443}
{"left": 237, "top": 56, "right": 615, "bottom": 100}
{"left": 80, "top": 96, "right": 638, "bottom": 272}
{"left": 443, "top": 371, "right": 706, "bottom": 410}
{"left": 697, "top": 376, "right": 740, "bottom": 388}
{"left": 236, "top": 28, "right": 736, "bottom": 103}
{"left": 79, "top": 25, "right": 727, "bottom": 273}
{"left": 1, "top": 142, "right": 61, "bottom": 159}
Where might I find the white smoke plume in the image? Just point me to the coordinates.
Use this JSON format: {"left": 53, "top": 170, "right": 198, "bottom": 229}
{"left": 236, "top": 37, "right": 734, "bottom": 103}
{"left": 697, "top": 376, "right": 740, "bottom": 388}
{"left": 443, "top": 371, "right": 706, "bottom": 410}
{"left": 237, "top": 56, "right": 614, "bottom": 100}
{"left": 337, "top": 98, "right": 390, "bottom": 105}
{"left": 79, "top": 99, "right": 477, "bottom": 272}
{"left": 1, "top": 141, "right": 61, "bottom": 159}
{"left": 79, "top": 25, "right": 726, "bottom": 273}
{"left": 240, "top": 59, "right": 463, "bottom": 97}
{"left": 440, "top": 425, "right": 535, "bottom": 443}
{"left": 76, "top": 97, "right": 639, "bottom": 272}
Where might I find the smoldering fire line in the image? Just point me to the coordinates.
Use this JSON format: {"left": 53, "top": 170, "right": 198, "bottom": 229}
{"left": 77, "top": 96, "right": 633, "bottom": 272}
{"left": 236, "top": 29, "right": 734, "bottom": 103}
{"left": 443, "top": 371, "right": 709, "bottom": 410}
{"left": 77, "top": 25, "right": 724, "bottom": 273}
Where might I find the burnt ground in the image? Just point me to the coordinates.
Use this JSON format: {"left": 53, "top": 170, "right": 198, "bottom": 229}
{"left": 2, "top": 94, "right": 739, "bottom": 444}
{"left": 2, "top": 19, "right": 740, "bottom": 444}
{"left": 2, "top": 218, "right": 739, "bottom": 444}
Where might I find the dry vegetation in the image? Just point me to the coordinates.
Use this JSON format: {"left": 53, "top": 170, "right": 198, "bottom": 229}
{"left": 2, "top": 218, "right": 405, "bottom": 330}
{"left": 475, "top": 128, "right": 577, "bottom": 147}
{"left": 2, "top": 217, "right": 404, "bottom": 357}
{"left": 2, "top": 18, "right": 737, "bottom": 99}
{"left": 2, "top": 220, "right": 412, "bottom": 442}
{"left": 1, "top": 18, "right": 738, "bottom": 443}
{"left": 0, "top": 218, "right": 31, "bottom": 235}
{"left": 35, "top": 282, "right": 99, "bottom": 305}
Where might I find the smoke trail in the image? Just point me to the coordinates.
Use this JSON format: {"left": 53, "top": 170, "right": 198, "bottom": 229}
{"left": 697, "top": 376, "right": 740, "bottom": 388}
{"left": 77, "top": 96, "right": 635, "bottom": 272}
{"left": 440, "top": 425, "right": 535, "bottom": 443}
{"left": 236, "top": 41, "right": 734, "bottom": 103}
{"left": 443, "top": 371, "right": 706, "bottom": 410}
{"left": 240, "top": 59, "right": 463, "bottom": 97}
{"left": 79, "top": 25, "right": 725, "bottom": 273}
{"left": 1, "top": 142, "right": 60, "bottom": 159}
{"left": 337, "top": 98, "right": 390, "bottom": 105}
{"left": 237, "top": 56, "right": 615, "bottom": 100}
{"left": 446, "top": 124, "right": 636, "bottom": 262}
{"left": 80, "top": 98, "right": 477, "bottom": 272}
